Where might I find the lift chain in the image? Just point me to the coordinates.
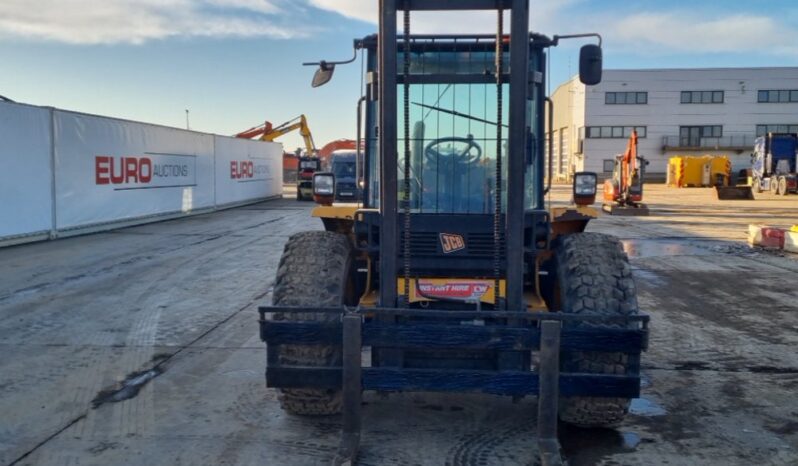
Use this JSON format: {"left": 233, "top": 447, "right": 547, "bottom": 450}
{"left": 493, "top": 7, "right": 504, "bottom": 308}
{"left": 402, "top": 8, "right": 411, "bottom": 308}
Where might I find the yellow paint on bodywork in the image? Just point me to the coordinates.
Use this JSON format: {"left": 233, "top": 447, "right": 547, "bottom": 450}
{"left": 550, "top": 205, "right": 598, "bottom": 221}
{"left": 550, "top": 205, "right": 597, "bottom": 238}
{"left": 359, "top": 290, "right": 379, "bottom": 307}
{"left": 311, "top": 205, "right": 359, "bottom": 220}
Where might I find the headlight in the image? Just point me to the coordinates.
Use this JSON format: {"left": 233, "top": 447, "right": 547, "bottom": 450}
{"left": 313, "top": 173, "right": 335, "bottom": 196}
{"left": 572, "top": 171, "right": 597, "bottom": 206}
{"left": 574, "top": 172, "right": 597, "bottom": 196}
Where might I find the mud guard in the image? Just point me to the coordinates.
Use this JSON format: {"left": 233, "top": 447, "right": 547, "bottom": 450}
{"left": 550, "top": 206, "right": 598, "bottom": 239}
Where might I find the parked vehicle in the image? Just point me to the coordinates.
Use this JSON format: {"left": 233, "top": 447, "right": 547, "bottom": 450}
{"left": 752, "top": 133, "right": 798, "bottom": 196}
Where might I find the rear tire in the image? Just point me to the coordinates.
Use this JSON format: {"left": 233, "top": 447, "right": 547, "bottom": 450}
{"left": 752, "top": 178, "right": 761, "bottom": 194}
{"left": 271, "top": 231, "right": 353, "bottom": 415}
{"left": 554, "top": 232, "right": 639, "bottom": 427}
{"left": 770, "top": 178, "right": 779, "bottom": 195}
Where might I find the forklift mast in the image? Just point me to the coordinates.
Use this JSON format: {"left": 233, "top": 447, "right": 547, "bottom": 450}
{"left": 373, "top": 0, "right": 534, "bottom": 311}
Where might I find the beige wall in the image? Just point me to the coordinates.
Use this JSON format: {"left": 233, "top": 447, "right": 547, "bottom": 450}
{"left": 546, "top": 77, "right": 585, "bottom": 181}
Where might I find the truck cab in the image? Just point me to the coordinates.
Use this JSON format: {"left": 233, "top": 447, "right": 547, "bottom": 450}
{"left": 752, "top": 132, "right": 798, "bottom": 195}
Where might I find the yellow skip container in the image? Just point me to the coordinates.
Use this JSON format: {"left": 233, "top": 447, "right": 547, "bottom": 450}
{"left": 667, "top": 155, "right": 731, "bottom": 187}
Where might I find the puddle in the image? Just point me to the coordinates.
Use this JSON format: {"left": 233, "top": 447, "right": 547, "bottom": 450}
{"left": 560, "top": 425, "right": 643, "bottom": 465}
{"left": 630, "top": 397, "right": 667, "bottom": 416}
{"left": 630, "top": 267, "right": 667, "bottom": 287}
{"left": 92, "top": 367, "right": 162, "bottom": 408}
{"left": 622, "top": 239, "right": 713, "bottom": 258}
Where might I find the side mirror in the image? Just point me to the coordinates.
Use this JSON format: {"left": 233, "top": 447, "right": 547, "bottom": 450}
{"left": 312, "top": 63, "right": 335, "bottom": 88}
{"left": 579, "top": 44, "right": 602, "bottom": 85}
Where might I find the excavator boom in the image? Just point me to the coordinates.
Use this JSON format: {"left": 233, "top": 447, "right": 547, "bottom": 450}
{"left": 235, "top": 114, "right": 317, "bottom": 156}
{"left": 235, "top": 114, "right": 320, "bottom": 201}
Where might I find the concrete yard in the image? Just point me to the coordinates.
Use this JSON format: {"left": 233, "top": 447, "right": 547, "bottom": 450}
{"left": 1, "top": 184, "right": 797, "bottom": 466}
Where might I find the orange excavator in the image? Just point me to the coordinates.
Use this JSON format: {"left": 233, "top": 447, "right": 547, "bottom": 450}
{"left": 602, "top": 129, "right": 649, "bottom": 215}
{"left": 235, "top": 115, "right": 320, "bottom": 201}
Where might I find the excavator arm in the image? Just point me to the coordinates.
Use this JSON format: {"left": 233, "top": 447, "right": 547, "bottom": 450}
{"left": 235, "top": 114, "right": 317, "bottom": 155}
{"left": 620, "top": 129, "right": 639, "bottom": 200}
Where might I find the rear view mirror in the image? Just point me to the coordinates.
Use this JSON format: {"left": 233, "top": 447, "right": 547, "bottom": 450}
{"left": 579, "top": 44, "right": 602, "bottom": 85}
{"left": 312, "top": 63, "right": 335, "bottom": 88}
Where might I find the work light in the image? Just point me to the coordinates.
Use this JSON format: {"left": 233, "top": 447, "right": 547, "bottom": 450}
{"left": 313, "top": 172, "right": 335, "bottom": 205}
{"left": 573, "top": 172, "right": 597, "bottom": 205}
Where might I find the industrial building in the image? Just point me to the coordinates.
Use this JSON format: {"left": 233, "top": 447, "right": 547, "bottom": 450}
{"left": 547, "top": 66, "right": 798, "bottom": 181}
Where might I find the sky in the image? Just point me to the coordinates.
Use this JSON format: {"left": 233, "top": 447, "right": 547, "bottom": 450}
{"left": 1, "top": 0, "right": 797, "bottom": 151}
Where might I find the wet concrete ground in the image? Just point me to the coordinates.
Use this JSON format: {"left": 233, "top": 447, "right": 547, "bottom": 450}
{"left": 0, "top": 184, "right": 797, "bottom": 465}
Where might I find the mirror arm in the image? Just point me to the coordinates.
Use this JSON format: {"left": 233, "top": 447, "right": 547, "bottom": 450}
{"left": 302, "top": 45, "right": 358, "bottom": 68}
{"left": 551, "top": 33, "right": 602, "bottom": 47}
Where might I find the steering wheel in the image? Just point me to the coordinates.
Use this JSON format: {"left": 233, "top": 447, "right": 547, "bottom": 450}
{"left": 424, "top": 135, "right": 482, "bottom": 165}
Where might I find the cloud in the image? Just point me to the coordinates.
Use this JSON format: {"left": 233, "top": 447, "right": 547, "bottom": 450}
{"left": 309, "top": 1, "right": 798, "bottom": 57}
{"left": 0, "top": 0, "right": 298, "bottom": 44}
{"left": 307, "top": 0, "right": 573, "bottom": 34}
{"left": 308, "top": 0, "right": 376, "bottom": 23}
{"left": 607, "top": 12, "right": 798, "bottom": 56}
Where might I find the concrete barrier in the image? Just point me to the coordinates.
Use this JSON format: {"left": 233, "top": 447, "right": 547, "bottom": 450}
{"left": 785, "top": 231, "right": 798, "bottom": 254}
{"left": 749, "top": 224, "right": 798, "bottom": 252}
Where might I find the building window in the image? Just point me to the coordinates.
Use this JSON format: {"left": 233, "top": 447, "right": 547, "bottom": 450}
{"left": 681, "top": 90, "right": 724, "bottom": 104}
{"left": 605, "top": 91, "right": 647, "bottom": 105}
{"left": 758, "top": 90, "right": 798, "bottom": 103}
{"left": 586, "top": 126, "right": 647, "bottom": 138}
{"left": 603, "top": 159, "right": 615, "bottom": 173}
{"left": 679, "top": 125, "right": 722, "bottom": 146}
{"left": 757, "top": 124, "right": 798, "bottom": 136}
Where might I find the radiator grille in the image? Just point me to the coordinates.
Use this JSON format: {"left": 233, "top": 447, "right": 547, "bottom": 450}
{"left": 406, "top": 232, "right": 504, "bottom": 257}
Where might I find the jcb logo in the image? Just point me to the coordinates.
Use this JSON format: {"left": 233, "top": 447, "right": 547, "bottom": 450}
{"left": 439, "top": 233, "right": 465, "bottom": 254}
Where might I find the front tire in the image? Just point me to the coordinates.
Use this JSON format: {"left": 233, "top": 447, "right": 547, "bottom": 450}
{"left": 778, "top": 177, "right": 788, "bottom": 196}
{"left": 554, "top": 232, "right": 639, "bottom": 427}
{"left": 271, "top": 231, "right": 353, "bottom": 415}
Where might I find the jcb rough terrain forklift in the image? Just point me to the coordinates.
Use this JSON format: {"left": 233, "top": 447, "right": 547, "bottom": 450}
{"left": 259, "top": 1, "right": 649, "bottom": 464}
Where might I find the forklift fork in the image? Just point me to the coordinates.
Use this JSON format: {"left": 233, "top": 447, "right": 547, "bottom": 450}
{"left": 333, "top": 316, "right": 565, "bottom": 466}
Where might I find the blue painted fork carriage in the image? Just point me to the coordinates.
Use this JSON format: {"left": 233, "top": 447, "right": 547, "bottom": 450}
{"left": 259, "top": 306, "right": 649, "bottom": 465}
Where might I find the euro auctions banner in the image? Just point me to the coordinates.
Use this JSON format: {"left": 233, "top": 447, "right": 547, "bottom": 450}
{"left": 213, "top": 136, "right": 282, "bottom": 206}
{"left": 0, "top": 102, "right": 53, "bottom": 239}
{"left": 54, "top": 111, "right": 214, "bottom": 230}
